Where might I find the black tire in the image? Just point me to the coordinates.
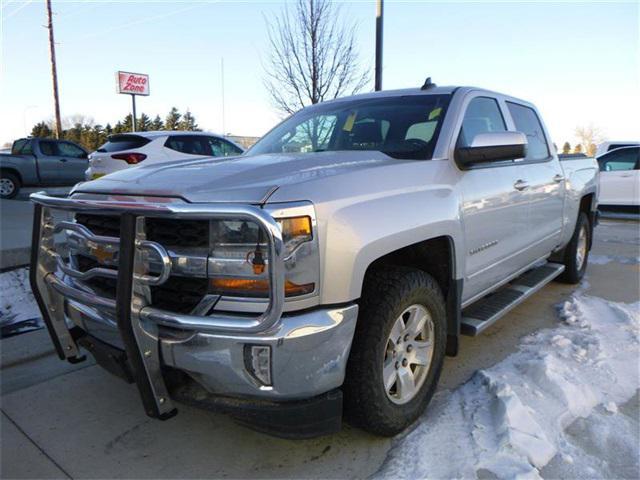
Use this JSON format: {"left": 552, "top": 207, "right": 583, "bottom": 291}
{"left": 557, "top": 212, "right": 590, "bottom": 284}
{"left": 344, "top": 267, "right": 447, "bottom": 436}
{"left": 0, "top": 172, "right": 20, "bottom": 199}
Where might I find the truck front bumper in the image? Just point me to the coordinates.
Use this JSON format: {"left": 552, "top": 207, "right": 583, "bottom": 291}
{"left": 67, "top": 298, "right": 358, "bottom": 400}
{"left": 29, "top": 193, "right": 358, "bottom": 437}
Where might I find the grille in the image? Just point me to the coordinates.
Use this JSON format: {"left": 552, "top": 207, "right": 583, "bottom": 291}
{"left": 73, "top": 214, "right": 210, "bottom": 314}
{"left": 146, "top": 218, "right": 209, "bottom": 247}
{"left": 74, "top": 214, "right": 209, "bottom": 247}
{"left": 75, "top": 254, "right": 118, "bottom": 298}
{"left": 150, "top": 277, "right": 209, "bottom": 314}
{"left": 75, "top": 213, "right": 120, "bottom": 237}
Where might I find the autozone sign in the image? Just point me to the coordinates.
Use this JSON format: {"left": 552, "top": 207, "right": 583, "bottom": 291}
{"left": 116, "top": 71, "right": 150, "bottom": 96}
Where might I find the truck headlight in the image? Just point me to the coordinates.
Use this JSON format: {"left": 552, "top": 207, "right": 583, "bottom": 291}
{"left": 207, "top": 207, "right": 319, "bottom": 300}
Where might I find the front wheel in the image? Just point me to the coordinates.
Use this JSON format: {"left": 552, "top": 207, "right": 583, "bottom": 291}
{"left": 557, "top": 212, "right": 591, "bottom": 284}
{"left": 344, "top": 267, "right": 447, "bottom": 436}
{"left": 0, "top": 172, "right": 20, "bottom": 199}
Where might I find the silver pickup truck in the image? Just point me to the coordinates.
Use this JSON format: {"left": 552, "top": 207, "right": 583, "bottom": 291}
{"left": 30, "top": 84, "right": 598, "bottom": 438}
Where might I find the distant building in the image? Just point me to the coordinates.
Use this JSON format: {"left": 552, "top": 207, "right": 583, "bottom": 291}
{"left": 227, "top": 135, "right": 260, "bottom": 149}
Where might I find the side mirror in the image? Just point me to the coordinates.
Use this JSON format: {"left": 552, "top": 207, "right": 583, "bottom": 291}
{"left": 455, "top": 131, "right": 528, "bottom": 167}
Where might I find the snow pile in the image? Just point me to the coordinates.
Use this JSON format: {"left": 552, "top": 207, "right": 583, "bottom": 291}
{"left": 0, "top": 268, "right": 42, "bottom": 334}
{"left": 375, "top": 294, "right": 640, "bottom": 479}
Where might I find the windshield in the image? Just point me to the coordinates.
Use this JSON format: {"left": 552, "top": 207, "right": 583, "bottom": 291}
{"left": 249, "top": 94, "right": 451, "bottom": 160}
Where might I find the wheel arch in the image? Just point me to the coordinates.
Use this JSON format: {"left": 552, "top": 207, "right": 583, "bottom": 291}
{"left": 0, "top": 168, "right": 23, "bottom": 185}
{"left": 579, "top": 193, "right": 596, "bottom": 250}
{"left": 360, "top": 235, "right": 462, "bottom": 357}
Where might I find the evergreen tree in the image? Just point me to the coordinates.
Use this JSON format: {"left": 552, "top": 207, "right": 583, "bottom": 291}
{"left": 178, "top": 109, "right": 198, "bottom": 131}
{"left": 121, "top": 114, "right": 134, "bottom": 132}
{"left": 165, "top": 107, "right": 181, "bottom": 130}
{"left": 562, "top": 142, "right": 571, "bottom": 154}
{"left": 150, "top": 115, "right": 164, "bottom": 131}
{"left": 31, "top": 122, "right": 53, "bottom": 138}
{"left": 573, "top": 144, "right": 583, "bottom": 154}
{"left": 83, "top": 124, "right": 105, "bottom": 151}
{"left": 137, "top": 113, "right": 152, "bottom": 131}
{"left": 113, "top": 121, "right": 125, "bottom": 134}
{"left": 64, "top": 123, "right": 83, "bottom": 145}
{"left": 104, "top": 123, "right": 113, "bottom": 137}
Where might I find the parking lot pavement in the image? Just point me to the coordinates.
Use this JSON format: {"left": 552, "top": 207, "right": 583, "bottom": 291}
{"left": 1, "top": 218, "right": 638, "bottom": 479}
{"left": 0, "top": 187, "right": 71, "bottom": 269}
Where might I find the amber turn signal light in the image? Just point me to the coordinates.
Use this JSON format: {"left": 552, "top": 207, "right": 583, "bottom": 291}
{"left": 210, "top": 278, "right": 314, "bottom": 298}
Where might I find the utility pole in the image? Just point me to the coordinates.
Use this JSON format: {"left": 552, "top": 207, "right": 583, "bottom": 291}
{"left": 46, "top": 0, "right": 62, "bottom": 139}
{"left": 375, "top": 0, "right": 384, "bottom": 91}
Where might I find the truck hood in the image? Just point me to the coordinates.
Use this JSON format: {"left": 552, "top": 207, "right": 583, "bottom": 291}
{"left": 74, "top": 151, "right": 400, "bottom": 203}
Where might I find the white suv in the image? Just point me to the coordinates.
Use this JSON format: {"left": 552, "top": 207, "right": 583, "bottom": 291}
{"left": 85, "top": 131, "right": 244, "bottom": 180}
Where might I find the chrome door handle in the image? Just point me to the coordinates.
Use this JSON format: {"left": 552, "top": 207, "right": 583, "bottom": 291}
{"left": 514, "top": 179, "right": 529, "bottom": 191}
{"left": 553, "top": 174, "right": 565, "bottom": 183}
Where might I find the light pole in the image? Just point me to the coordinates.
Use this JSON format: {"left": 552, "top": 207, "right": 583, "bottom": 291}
{"left": 375, "top": 0, "right": 384, "bottom": 91}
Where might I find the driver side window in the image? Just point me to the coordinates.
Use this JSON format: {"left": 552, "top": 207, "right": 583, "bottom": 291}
{"left": 458, "top": 97, "right": 507, "bottom": 148}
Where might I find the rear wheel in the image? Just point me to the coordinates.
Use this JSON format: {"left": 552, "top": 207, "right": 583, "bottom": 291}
{"left": 0, "top": 172, "right": 20, "bottom": 199}
{"left": 344, "top": 267, "right": 446, "bottom": 436}
{"left": 557, "top": 212, "right": 590, "bottom": 284}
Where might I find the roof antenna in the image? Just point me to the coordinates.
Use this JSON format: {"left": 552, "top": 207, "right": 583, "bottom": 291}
{"left": 421, "top": 77, "right": 436, "bottom": 90}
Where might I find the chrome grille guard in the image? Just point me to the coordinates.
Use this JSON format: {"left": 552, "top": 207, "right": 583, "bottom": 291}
{"left": 29, "top": 192, "right": 285, "bottom": 420}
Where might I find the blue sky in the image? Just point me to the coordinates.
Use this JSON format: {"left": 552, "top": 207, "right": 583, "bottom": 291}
{"left": 1, "top": 0, "right": 638, "bottom": 147}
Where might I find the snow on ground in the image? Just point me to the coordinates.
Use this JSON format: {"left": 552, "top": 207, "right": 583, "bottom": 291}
{"left": 0, "top": 267, "right": 42, "bottom": 336}
{"left": 375, "top": 294, "right": 640, "bottom": 480}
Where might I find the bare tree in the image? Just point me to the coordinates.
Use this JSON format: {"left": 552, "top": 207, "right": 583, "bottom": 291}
{"left": 264, "top": 0, "right": 370, "bottom": 115}
{"left": 575, "top": 124, "right": 604, "bottom": 157}
{"left": 63, "top": 114, "right": 95, "bottom": 130}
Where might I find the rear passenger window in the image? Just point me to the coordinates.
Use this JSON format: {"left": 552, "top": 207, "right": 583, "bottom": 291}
{"left": 20, "top": 141, "right": 33, "bottom": 155}
{"left": 458, "top": 97, "right": 507, "bottom": 148}
{"left": 507, "top": 102, "right": 550, "bottom": 161}
{"left": 40, "top": 141, "right": 57, "bottom": 156}
{"left": 11, "top": 139, "right": 28, "bottom": 155}
{"left": 97, "top": 135, "right": 150, "bottom": 152}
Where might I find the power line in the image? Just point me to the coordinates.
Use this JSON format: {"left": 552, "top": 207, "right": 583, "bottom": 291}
{"left": 3, "top": 0, "right": 34, "bottom": 19}
{"left": 69, "top": 3, "right": 205, "bottom": 43}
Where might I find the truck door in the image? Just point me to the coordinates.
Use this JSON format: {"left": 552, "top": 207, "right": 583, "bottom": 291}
{"left": 455, "top": 96, "right": 531, "bottom": 304}
{"left": 37, "top": 140, "right": 66, "bottom": 184}
{"left": 37, "top": 140, "right": 87, "bottom": 184}
{"left": 505, "top": 102, "right": 564, "bottom": 261}
{"left": 597, "top": 147, "right": 640, "bottom": 206}
{"left": 55, "top": 141, "right": 89, "bottom": 182}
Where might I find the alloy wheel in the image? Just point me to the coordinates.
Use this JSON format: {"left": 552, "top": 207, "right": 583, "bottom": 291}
{"left": 383, "top": 304, "right": 435, "bottom": 405}
{"left": 0, "top": 178, "right": 15, "bottom": 197}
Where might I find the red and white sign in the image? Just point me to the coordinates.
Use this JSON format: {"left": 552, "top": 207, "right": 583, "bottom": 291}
{"left": 116, "top": 71, "right": 150, "bottom": 96}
